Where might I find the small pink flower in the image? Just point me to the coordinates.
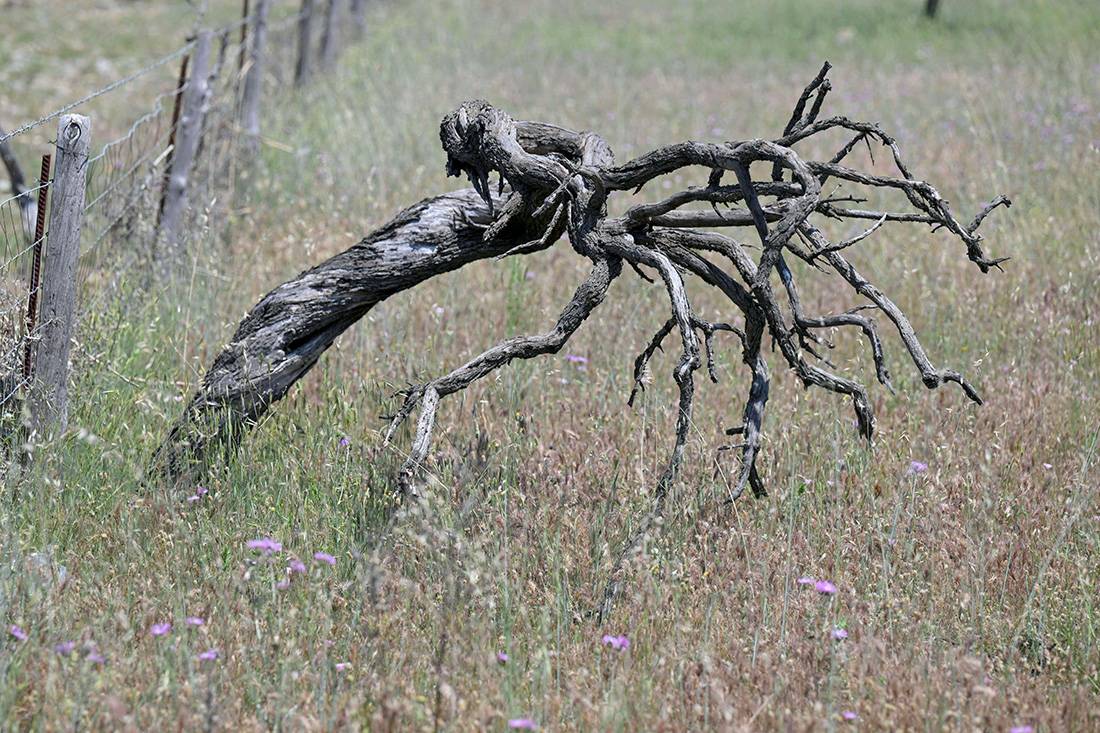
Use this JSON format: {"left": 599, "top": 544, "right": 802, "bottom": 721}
{"left": 198, "top": 649, "right": 220, "bottom": 660}
{"left": 831, "top": 628, "right": 848, "bottom": 639}
{"left": 564, "top": 354, "right": 588, "bottom": 364}
{"left": 289, "top": 559, "right": 307, "bottom": 574}
{"left": 185, "top": 617, "right": 204, "bottom": 627}
{"left": 814, "top": 580, "right": 837, "bottom": 595}
{"left": 87, "top": 652, "right": 106, "bottom": 665}
{"left": 276, "top": 579, "right": 291, "bottom": 590}
{"left": 508, "top": 719, "right": 537, "bottom": 730}
{"left": 247, "top": 537, "right": 282, "bottom": 555}
{"left": 313, "top": 552, "right": 336, "bottom": 565}
{"left": 907, "top": 461, "right": 928, "bottom": 474}
{"left": 187, "top": 494, "right": 201, "bottom": 502}
{"left": 496, "top": 652, "right": 509, "bottom": 663}
{"left": 196, "top": 486, "right": 208, "bottom": 495}
{"left": 339, "top": 436, "right": 351, "bottom": 447}
{"left": 9, "top": 626, "right": 26, "bottom": 641}
{"left": 843, "top": 711, "right": 857, "bottom": 720}
{"left": 797, "top": 577, "right": 815, "bottom": 585}
{"left": 151, "top": 623, "right": 172, "bottom": 636}
{"left": 1009, "top": 727, "right": 1033, "bottom": 733}
{"left": 335, "top": 662, "right": 349, "bottom": 671}
{"left": 601, "top": 635, "right": 630, "bottom": 650}
{"left": 55, "top": 641, "right": 77, "bottom": 656}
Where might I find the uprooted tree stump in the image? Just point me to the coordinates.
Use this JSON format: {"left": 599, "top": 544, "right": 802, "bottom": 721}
{"left": 151, "top": 63, "right": 1009, "bottom": 617}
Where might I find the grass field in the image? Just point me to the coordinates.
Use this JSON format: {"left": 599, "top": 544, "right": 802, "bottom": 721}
{"left": 3, "top": 0, "right": 1100, "bottom": 729}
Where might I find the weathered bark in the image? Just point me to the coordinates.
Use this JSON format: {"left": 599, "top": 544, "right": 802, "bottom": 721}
{"left": 150, "top": 188, "right": 554, "bottom": 480}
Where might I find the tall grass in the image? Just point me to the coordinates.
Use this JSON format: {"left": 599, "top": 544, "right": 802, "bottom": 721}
{"left": 3, "top": 0, "right": 1099, "bottom": 729}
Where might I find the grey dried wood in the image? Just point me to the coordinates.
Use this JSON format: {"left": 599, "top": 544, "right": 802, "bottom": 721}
{"left": 158, "top": 29, "right": 213, "bottom": 273}
{"left": 31, "top": 114, "right": 90, "bottom": 441}
{"left": 241, "top": 0, "right": 272, "bottom": 157}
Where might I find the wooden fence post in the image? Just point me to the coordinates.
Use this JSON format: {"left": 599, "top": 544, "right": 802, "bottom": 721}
{"left": 241, "top": 0, "right": 272, "bottom": 158}
{"left": 350, "top": 0, "right": 366, "bottom": 39}
{"left": 30, "top": 115, "right": 89, "bottom": 442}
{"left": 320, "top": 0, "right": 339, "bottom": 69}
{"left": 295, "top": 0, "right": 315, "bottom": 87}
{"left": 158, "top": 29, "right": 213, "bottom": 274}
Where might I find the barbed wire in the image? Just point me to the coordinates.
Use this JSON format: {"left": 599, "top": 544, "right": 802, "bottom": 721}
{"left": 0, "top": 44, "right": 195, "bottom": 146}
{"left": 0, "top": 12, "right": 266, "bottom": 147}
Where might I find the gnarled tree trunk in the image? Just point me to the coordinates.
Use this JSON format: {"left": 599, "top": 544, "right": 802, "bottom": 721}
{"left": 151, "top": 65, "right": 1008, "bottom": 617}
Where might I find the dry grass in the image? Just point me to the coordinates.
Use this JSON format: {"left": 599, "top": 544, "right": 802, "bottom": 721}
{"left": 3, "top": 0, "right": 1100, "bottom": 730}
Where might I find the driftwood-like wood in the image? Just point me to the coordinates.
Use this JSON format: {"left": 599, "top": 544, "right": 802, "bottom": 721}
{"left": 152, "top": 65, "right": 1009, "bottom": 615}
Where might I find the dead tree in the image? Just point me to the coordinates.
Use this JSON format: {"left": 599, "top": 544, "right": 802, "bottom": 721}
{"left": 152, "top": 65, "right": 1008, "bottom": 606}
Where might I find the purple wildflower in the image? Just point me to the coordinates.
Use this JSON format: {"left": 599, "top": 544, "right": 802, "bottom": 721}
{"left": 313, "top": 552, "right": 336, "bottom": 566}
{"left": 601, "top": 635, "right": 630, "bottom": 650}
{"left": 843, "top": 711, "right": 857, "bottom": 720}
{"left": 247, "top": 537, "right": 282, "bottom": 555}
{"left": 339, "top": 436, "right": 351, "bottom": 447}
{"left": 335, "top": 662, "right": 349, "bottom": 671}
{"left": 276, "top": 579, "right": 291, "bottom": 590}
{"left": 831, "top": 628, "right": 848, "bottom": 640}
{"left": 564, "top": 354, "right": 588, "bottom": 364}
{"left": 198, "top": 649, "right": 220, "bottom": 660}
{"left": 196, "top": 486, "right": 208, "bottom": 495}
{"left": 907, "top": 461, "right": 928, "bottom": 474}
{"left": 508, "top": 720, "right": 537, "bottom": 730}
{"left": 814, "top": 580, "right": 837, "bottom": 595}
{"left": 1009, "top": 727, "right": 1033, "bottom": 733}
{"left": 151, "top": 623, "right": 172, "bottom": 636}
{"left": 496, "top": 652, "right": 509, "bottom": 663}
{"left": 289, "top": 559, "right": 307, "bottom": 574}
{"left": 55, "top": 641, "right": 77, "bottom": 656}
{"left": 87, "top": 652, "right": 106, "bottom": 665}
{"left": 796, "top": 577, "right": 815, "bottom": 585}
{"left": 185, "top": 617, "right": 204, "bottom": 627}
{"left": 187, "top": 494, "right": 201, "bottom": 502}
{"left": 9, "top": 626, "right": 26, "bottom": 641}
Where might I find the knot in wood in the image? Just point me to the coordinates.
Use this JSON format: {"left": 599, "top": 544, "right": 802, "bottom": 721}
{"left": 440, "top": 100, "right": 515, "bottom": 178}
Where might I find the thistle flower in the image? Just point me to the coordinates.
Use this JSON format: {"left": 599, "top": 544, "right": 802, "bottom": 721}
{"left": 601, "top": 635, "right": 630, "bottom": 650}
{"left": 247, "top": 537, "right": 282, "bottom": 555}
{"left": 185, "top": 617, "right": 204, "bottom": 627}
{"left": 907, "top": 461, "right": 928, "bottom": 474}
{"left": 198, "top": 649, "right": 220, "bottom": 660}
{"left": 831, "top": 628, "right": 848, "bottom": 640}
{"left": 814, "top": 580, "right": 837, "bottom": 595}
{"left": 151, "top": 623, "right": 172, "bottom": 636}
{"left": 9, "top": 626, "right": 26, "bottom": 641}
{"left": 508, "top": 719, "right": 537, "bottom": 730}
{"left": 314, "top": 552, "right": 336, "bottom": 566}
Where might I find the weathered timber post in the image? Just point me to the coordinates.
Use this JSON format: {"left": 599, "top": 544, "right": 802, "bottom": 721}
{"left": 295, "top": 0, "right": 315, "bottom": 87}
{"left": 30, "top": 115, "right": 89, "bottom": 442}
{"left": 158, "top": 29, "right": 213, "bottom": 276}
{"left": 350, "top": 0, "right": 366, "bottom": 39}
{"left": 925, "top": 0, "right": 941, "bottom": 17}
{"left": 241, "top": 0, "right": 272, "bottom": 158}
{"left": 320, "top": 0, "right": 339, "bottom": 69}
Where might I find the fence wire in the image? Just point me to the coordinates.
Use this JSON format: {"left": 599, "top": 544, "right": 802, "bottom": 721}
{"left": 0, "top": 0, "right": 372, "bottom": 443}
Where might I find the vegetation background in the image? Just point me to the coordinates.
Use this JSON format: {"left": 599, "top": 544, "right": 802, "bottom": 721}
{"left": 1, "top": 0, "right": 1098, "bottom": 729}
